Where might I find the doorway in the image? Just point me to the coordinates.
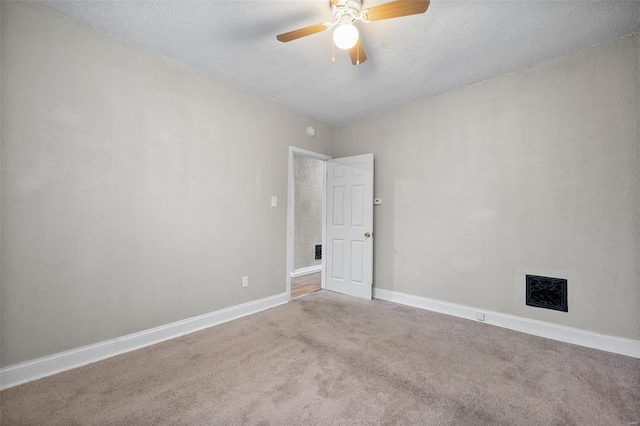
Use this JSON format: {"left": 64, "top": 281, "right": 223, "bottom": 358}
{"left": 286, "top": 147, "right": 375, "bottom": 301}
{"left": 286, "top": 147, "right": 331, "bottom": 299}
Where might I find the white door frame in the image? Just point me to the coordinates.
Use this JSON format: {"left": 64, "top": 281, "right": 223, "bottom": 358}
{"left": 286, "top": 146, "right": 332, "bottom": 301}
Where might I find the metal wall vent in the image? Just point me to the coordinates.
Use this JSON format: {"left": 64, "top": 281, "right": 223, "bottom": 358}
{"left": 526, "top": 275, "right": 568, "bottom": 312}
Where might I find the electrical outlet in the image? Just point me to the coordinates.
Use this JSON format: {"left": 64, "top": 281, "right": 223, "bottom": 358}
{"left": 475, "top": 312, "right": 485, "bottom": 322}
{"left": 242, "top": 276, "right": 249, "bottom": 288}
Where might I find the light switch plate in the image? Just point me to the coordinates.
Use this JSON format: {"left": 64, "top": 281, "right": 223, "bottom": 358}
{"left": 271, "top": 196, "right": 277, "bottom": 207}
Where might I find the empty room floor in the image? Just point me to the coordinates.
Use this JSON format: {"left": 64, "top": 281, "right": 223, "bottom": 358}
{"left": 291, "top": 272, "right": 322, "bottom": 298}
{"left": 1, "top": 291, "right": 638, "bottom": 425}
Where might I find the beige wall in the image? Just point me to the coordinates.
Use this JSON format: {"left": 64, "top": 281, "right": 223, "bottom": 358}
{"left": 336, "top": 34, "right": 640, "bottom": 340}
{"left": 293, "top": 155, "right": 324, "bottom": 271}
{"left": 0, "top": 2, "right": 334, "bottom": 366}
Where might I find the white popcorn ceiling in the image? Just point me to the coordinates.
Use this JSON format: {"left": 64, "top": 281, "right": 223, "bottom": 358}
{"left": 41, "top": 1, "right": 640, "bottom": 126}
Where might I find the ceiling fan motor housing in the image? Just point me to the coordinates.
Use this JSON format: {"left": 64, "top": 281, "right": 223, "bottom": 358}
{"left": 331, "top": 0, "right": 363, "bottom": 22}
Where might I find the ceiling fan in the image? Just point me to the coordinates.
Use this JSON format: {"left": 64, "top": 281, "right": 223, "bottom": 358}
{"left": 276, "top": 0, "right": 430, "bottom": 65}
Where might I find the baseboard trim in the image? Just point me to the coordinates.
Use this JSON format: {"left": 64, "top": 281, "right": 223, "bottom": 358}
{"left": 0, "top": 292, "right": 288, "bottom": 390}
{"left": 290, "top": 265, "right": 322, "bottom": 278}
{"left": 373, "top": 288, "right": 640, "bottom": 359}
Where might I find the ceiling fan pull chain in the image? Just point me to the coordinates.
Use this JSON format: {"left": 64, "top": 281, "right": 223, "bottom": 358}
{"left": 332, "top": 39, "right": 335, "bottom": 62}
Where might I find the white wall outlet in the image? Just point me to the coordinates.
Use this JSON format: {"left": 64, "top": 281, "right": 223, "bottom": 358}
{"left": 271, "top": 196, "right": 277, "bottom": 207}
{"left": 475, "top": 312, "right": 485, "bottom": 322}
{"left": 242, "top": 276, "right": 249, "bottom": 288}
{"left": 374, "top": 198, "right": 383, "bottom": 205}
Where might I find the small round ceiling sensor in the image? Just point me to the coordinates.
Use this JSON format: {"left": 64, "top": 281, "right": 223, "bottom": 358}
{"left": 306, "top": 126, "right": 316, "bottom": 137}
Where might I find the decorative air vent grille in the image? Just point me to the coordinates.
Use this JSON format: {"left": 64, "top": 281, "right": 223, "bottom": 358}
{"left": 315, "top": 244, "right": 322, "bottom": 260}
{"left": 526, "top": 275, "right": 568, "bottom": 312}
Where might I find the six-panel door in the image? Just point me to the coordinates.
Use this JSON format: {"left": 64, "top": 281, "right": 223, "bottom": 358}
{"left": 325, "top": 154, "right": 374, "bottom": 300}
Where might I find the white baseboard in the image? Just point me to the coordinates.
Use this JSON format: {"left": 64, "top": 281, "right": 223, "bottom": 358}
{"left": 0, "top": 292, "right": 288, "bottom": 390}
{"left": 290, "top": 265, "right": 322, "bottom": 278}
{"left": 373, "top": 288, "right": 640, "bottom": 359}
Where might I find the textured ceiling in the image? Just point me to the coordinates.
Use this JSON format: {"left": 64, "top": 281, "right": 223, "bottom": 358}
{"left": 41, "top": 1, "right": 640, "bottom": 126}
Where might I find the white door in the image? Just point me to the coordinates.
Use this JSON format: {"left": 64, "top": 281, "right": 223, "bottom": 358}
{"left": 325, "top": 154, "right": 374, "bottom": 300}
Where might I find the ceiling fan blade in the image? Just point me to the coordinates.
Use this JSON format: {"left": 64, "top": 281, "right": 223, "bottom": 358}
{"left": 365, "top": 0, "right": 430, "bottom": 22}
{"left": 349, "top": 38, "right": 367, "bottom": 65}
{"left": 276, "top": 24, "right": 328, "bottom": 42}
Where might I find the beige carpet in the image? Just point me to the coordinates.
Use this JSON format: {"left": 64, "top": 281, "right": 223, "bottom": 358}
{"left": 1, "top": 291, "right": 638, "bottom": 425}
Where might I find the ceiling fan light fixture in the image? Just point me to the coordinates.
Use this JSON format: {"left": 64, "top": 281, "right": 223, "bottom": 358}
{"left": 333, "top": 24, "right": 359, "bottom": 50}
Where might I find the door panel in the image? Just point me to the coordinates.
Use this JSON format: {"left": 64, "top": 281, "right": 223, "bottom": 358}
{"left": 332, "top": 186, "right": 345, "bottom": 226}
{"left": 325, "top": 154, "right": 374, "bottom": 300}
{"left": 332, "top": 239, "right": 344, "bottom": 280}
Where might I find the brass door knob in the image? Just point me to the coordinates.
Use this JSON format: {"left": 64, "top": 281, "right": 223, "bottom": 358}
{"left": 364, "top": 232, "right": 371, "bottom": 238}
